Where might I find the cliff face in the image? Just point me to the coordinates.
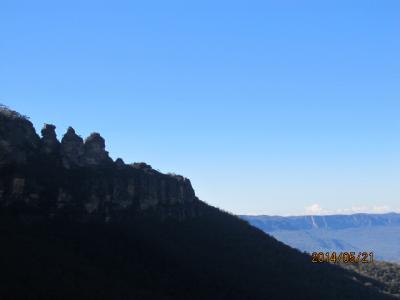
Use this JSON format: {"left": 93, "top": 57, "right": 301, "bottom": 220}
{"left": 0, "top": 106, "right": 199, "bottom": 222}
{"left": 0, "top": 107, "right": 40, "bottom": 166}
{"left": 0, "top": 106, "right": 395, "bottom": 300}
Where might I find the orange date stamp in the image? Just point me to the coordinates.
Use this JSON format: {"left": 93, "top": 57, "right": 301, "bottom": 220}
{"left": 311, "top": 251, "right": 374, "bottom": 264}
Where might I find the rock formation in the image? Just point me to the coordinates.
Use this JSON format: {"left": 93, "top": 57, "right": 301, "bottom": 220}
{"left": 40, "top": 124, "right": 60, "bottom": 155}
{"left": 115, "top": 158, "right": 125, "bottom": 168}
{"left": 83, "top": 132, "right": 112, "bottom": 165}
{"left": 0, "top": 106, "right": 200, "bottom": 222}
{"left": 60, "top": 127, "right": 85, "bottom": 168}
{"left": 0, "top": 106, "right": 40, "bottom": 166}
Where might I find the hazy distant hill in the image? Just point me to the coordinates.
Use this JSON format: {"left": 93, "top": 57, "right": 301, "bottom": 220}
{"left": 241, "top": 213, "right": 400, "bottom": 262}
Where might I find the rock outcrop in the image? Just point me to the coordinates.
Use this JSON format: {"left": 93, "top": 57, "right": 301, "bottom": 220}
{"left": 0, "top": 106, "right": 40, "bottom": 166}
{"left": 40, "top": 124, "right": 60, "bottom": 155}
{"left": 0, "top": 106, "right": 200, "bottom": 222}
{"left": 60, "top": 127, "right": 85, "bottom": 168}
{"left": 115, "top": 158, "right": 125, "bottom": 168}
{"left": 83, "top": 133, "right": 112, "bottom": 165}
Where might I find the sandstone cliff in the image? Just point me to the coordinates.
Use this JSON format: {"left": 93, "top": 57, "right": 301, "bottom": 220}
{"left": 0, "top": 106, "right": 200, "bottom": 222}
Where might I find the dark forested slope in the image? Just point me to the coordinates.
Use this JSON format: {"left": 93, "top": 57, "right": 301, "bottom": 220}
{"left": 0, "top": 106, "right": 395, "bottom": 300}
{"left": 342, "top": 261, "right": 400, "bottom": 298}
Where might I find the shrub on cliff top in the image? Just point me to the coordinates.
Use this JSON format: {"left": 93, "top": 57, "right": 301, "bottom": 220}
{"left": 0, "top": 104, "right": 29, "bottom": 120}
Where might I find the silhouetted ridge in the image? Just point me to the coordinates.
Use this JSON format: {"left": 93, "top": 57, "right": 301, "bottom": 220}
{"left": 0, "top": 106, "right": 199, "bottom": 222}
{"left": 0, "top": 105, "right": 395, "bottom": 300}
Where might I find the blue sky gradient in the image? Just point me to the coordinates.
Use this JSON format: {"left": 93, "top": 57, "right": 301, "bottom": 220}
{"left": 1, "top": 1, "right": 400, "bottom": 215}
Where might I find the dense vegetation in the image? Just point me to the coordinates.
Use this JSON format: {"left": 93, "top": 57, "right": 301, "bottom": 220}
{"left": 342, "top": 261, "right": 400, "bottom": 298}
{"left": 0, "top": 104, "right": 29, "bottom": 120}
{"left": 0, "top": 206, "right": 395, "bottom": 300}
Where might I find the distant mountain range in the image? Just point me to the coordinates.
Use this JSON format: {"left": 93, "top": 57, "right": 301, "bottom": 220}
{"left": 241, "top": 213, "right": 400, "bottom": 263}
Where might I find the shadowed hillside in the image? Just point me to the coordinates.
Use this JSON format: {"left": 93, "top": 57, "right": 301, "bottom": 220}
{"left": 0, "top": 106, "right": 395, "bottom": 300}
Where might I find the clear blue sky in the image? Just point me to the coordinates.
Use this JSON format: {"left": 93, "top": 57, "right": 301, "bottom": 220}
{"left": 1, "top": 1, "right": 400, "bottom": 215}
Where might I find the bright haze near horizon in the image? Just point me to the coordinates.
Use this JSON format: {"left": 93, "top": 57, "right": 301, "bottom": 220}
{"left": 1, "top": 1, "right": 400, "bottom": 216}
